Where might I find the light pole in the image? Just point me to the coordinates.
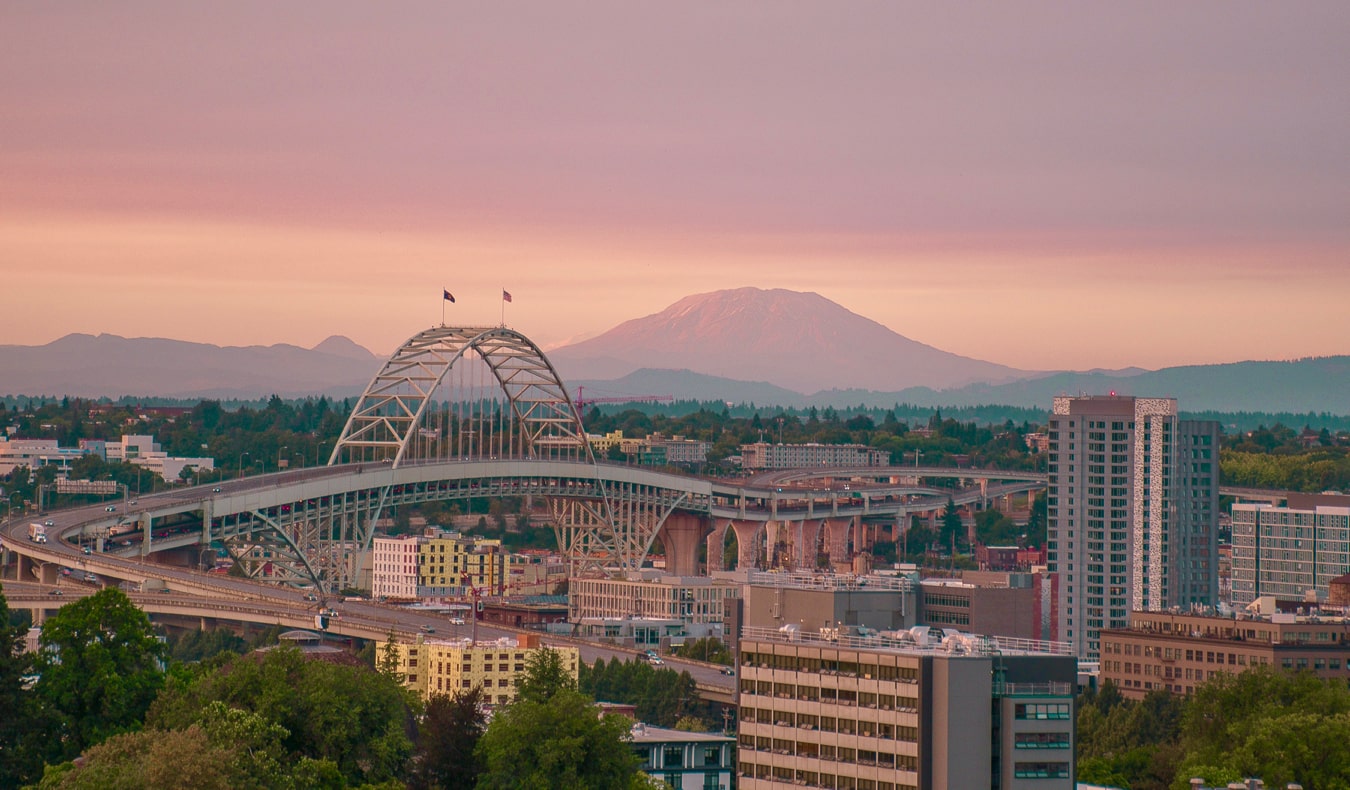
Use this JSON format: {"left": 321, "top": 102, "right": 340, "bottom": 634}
{"left": 238, "top": 451, "right": 250, "bottom": 480}
{"left": 278, "top": 445, "right": 287, "bottom": 471}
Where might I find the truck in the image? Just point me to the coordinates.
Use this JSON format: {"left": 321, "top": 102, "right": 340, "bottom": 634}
{"left": 28, "top": 523, "right": 47, "bottom": 543}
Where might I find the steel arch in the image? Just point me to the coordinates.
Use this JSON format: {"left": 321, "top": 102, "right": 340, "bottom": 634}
{"left": 329, "top": 326, "right": 594, "bottom": 468}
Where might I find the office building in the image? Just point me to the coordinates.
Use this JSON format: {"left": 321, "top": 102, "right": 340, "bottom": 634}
{"left": 1047, "top": 396, "right": 1219, "bottom": 659}
{"left": 1231, "top": 493, "right": 1350, "bottom": 607}
{"left": 737, "top": 627, "right": 1076, "bottom": 789}
{"left": 1099, "top": 610, "right": 1350, "bottom": 699}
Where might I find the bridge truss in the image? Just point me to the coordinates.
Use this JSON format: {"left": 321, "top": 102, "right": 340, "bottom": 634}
{"left": 212, "top": 325, "right": 678, "bottom": 588}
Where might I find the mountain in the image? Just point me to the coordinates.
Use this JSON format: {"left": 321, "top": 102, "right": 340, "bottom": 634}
{"left": 0, "top": 334, "right": 380, "bottom": 399}
{"left": 548, "top": 288, "right": 1033, "bottom": 393}
{"left": 575, "top": 357, "right": 1350, "bottom": 416}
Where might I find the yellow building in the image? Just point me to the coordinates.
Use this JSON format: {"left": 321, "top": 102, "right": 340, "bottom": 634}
{"left": 418, "top": 530, "right": 505, "bottom": 594}
{"left": 383, "top": 632, "right": 578, "bottom": 706}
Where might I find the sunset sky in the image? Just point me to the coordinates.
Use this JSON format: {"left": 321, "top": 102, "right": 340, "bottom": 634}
{"left": 4, "top": 3, "right": 1348, "bottom": 372}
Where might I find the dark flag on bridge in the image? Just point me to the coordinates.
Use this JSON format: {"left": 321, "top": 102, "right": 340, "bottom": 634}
{"left": 443, "top": 289, "right": 455, "bottom": 303}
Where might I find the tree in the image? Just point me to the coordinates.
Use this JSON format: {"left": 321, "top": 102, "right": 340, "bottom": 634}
{"left": 0, "top": 591, "right": 42, "bottom": 787}
{"left": 408, "top": 686, "right": 486, "bottom": 790}
{"left": 147, "top": 645, "right": 414, "bottom": 786}
{"left": 34, "top": 588, "right": 167, "bottom": 760}
{"left": 517, "top": 646, "right": 576, "bottom": 705}
{"left": 476, "top": 688, "right": 640, "bottom": 789}
{"left": 380, "top": 629, "right": 403, "bottom": 680}
{"left": 941, "top": 498, "right": 965, "bottom": 554}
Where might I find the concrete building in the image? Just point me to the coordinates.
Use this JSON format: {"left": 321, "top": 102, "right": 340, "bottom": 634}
{"left": 0, "top": 438, "right": 84, "bottom": 477}
{"left": 102, "top": 434, "right": 215, "bottom": 482}
{"left": 630, "top": 723, "right": 736, "bottom": 790}
{"left": 1099, "top": 609, "right": 1350, "bottom": 699}
{"left": 1231, "top": 493, "right": 1350, "bottom": 607}
{"left": 740, "top": 571, "right": 918, "bottom": 638}
{"left": 918, "top": 572, "right": 1057, "bottom": 643}
{"left": 736, "top": 627, "right": 1076, "bottom": 789}
{"left": 1047, "top": 395, "right": 1219, "bottom": 659}
{"left": 740, "top": 442, "right": 890, "bottom": 471}
{"left": 381, "top": 632, "right": 578, "bottom": 707}
{"left": 569, "top": 572, "right": 743, "bottom": 628}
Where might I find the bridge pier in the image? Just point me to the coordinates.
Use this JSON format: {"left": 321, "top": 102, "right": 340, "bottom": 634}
{"left": 705, "top": 521, "right": 730, "bottom": 573}
{"left": 729, "top": 520, "right": 763, "bottom": 572}
{"left": 791, "top": 519, "right": 823, "bottom": 570}
{"left": 657, "top": 512, "right": 707, "bottom": 577}
{"left": 824, "top": 518, "right": 853, "bottom": 571}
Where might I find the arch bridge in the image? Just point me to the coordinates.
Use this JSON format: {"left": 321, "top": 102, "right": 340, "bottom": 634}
{"left": 1, "top": 326, "right": 1046, "bottom": 593}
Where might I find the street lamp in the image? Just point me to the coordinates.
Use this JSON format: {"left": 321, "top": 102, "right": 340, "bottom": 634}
{"left": 238, "top": 451, "right": 250, "bottom": 480}
{"left": 278, "top": 445, "right": 287, "bottom": 471}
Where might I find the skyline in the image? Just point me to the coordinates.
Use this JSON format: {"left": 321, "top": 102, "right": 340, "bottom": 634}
{"left": 5, "top": 3, "right": 1349, "bottom": 370}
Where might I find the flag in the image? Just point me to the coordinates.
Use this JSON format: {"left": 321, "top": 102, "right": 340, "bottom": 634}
{"left": 502, "top": 290, "right": 513, "bottom": 303}
{"left": 443, "top": 289, "right": 455, "bottom": 303}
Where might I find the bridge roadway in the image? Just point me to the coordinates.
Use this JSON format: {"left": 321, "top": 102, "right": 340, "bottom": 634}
{"left": 5, "top": 459, "right": 1047, "bottom": 549}
{"left": 0, "top": 575, "right": 740, "bottom": 706}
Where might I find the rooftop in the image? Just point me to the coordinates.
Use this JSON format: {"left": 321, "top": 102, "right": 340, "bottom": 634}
{"left": 747, "top": 570, "right": 914, "bottom": 593}
{"left": 740, "top": 625, "right": 1073, "bottom": 657}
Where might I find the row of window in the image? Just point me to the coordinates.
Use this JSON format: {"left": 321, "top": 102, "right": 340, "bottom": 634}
{"left": 737, "top": 761, "right": 915, "bottom": 790}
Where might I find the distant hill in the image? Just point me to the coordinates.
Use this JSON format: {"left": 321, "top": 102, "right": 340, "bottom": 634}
{"left": 0, "top": 333, "right": 380, "bottom": 399}
{"left": 548, "top": 287, "right": 1034, "bottom": 393}
{"left": 576, "top": 357, "right": 1350, "bottom": 415}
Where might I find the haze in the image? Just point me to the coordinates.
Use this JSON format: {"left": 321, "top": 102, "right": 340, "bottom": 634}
{"left": 4, "top": 3, "right": 1348, "bottom": 370}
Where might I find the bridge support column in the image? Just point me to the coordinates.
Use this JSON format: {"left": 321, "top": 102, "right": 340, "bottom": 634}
{"left": 39, "top": 563, "right": 58, "bottom": 585}
{"left": 657, "top": 512, "right": 707, "bottom": 577}
{"left": 824, "top": 518, "right": 852, "bottom": 571}
{"left": 140, "top": 512, "right": 154, "bottom": 557}
{"left": 14, "top": 553, "right": 25, "bottom": 583}
{"left": 729, "top": 521, "right": 763, "bottom": 572}
{"left": 705, "top": 521, "right": 730, "bottom": 573}
{"left": 791, "top": 520, "right": 822, "bottom": 570}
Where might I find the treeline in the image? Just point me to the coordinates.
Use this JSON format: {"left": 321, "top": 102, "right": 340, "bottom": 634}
{"left": 579, "top": 656, "right": 708, "bottom": 729}
{"left": 1, "top": 589, "right": 667, "bottom": 788}
{"left": 1078, "top": 669, "right": 1350, "bottom": 790}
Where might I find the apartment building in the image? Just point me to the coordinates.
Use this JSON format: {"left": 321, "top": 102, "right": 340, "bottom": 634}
{"left": 1099, "top": 610, "right": 1350, "bottom": 699}
{"left": 1231, "top": 493, "right": 1350, "bottom": 607}
{"left": 740, "top": 442, "right": 890, "bottom": 471}
{"left": 382, "top": 632, "right": 578, "bottom": 707}
{"left": 370, "top": 528, "right": 506, "bottom": 601}
{"left": 1047, "top": 395, "right": 1219, "bottom": 659}
{"left": 737, "top": 627, "right": 1076, "bottom": 789}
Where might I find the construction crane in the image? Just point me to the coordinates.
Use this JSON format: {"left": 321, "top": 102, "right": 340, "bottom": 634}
{"left": 573, "top": 386, "right": 673, "bottom": 410}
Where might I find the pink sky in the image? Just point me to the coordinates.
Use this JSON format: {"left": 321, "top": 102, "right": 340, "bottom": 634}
{"left": 4, "top": 3, "right": 1349, "bottom": 371}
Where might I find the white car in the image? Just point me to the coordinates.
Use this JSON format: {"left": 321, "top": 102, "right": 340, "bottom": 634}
{"left": 450, "top": 617, "right": 466, "bottom": 625}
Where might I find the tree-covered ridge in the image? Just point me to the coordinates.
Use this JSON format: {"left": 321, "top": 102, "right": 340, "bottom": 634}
{"left": 1078, "top": 669, "right": 1350, "bottom": 790}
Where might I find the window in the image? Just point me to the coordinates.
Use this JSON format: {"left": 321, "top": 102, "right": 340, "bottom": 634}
{"left": 1014, "top": 732, "right": 1071, "bottom": 749}
{"left": 1014, "top": 703, "right": 1071, "bottom": 720}
{"left": 664, "top": 746, "right": 685, "bottom": 768}
{"left": 1014, "top": 762, "right": 1071, "bottom": 779}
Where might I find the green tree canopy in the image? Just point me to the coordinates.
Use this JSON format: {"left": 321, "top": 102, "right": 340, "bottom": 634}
{"left": 475, "top": 687, "right": 640, "bottom": 790}
{"left": 409, "top": 686, "right": 486, "bottom": 790}
{"left": 147, "top": 645, "right": 414, "bottom": 786}
{"left": 34, "top": 588, "right": 167, "bottom": 760}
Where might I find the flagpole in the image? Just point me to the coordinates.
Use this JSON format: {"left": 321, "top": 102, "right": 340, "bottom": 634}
{"left": 442, "top": 292, "right": 446, "bottom": 327}
{"left": 501, "top": 289, "right": 505, "bottom": 327}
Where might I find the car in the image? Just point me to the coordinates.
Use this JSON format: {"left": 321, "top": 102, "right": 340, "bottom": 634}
{"left": 43, "top": 519, "right": 53, "bottom": 527}
{"left": 157, "top": 587, "right": 172, "bottom": 593}
{"left": 420, "top": 625, "right": 435, "bottom": 633}
{"left": 644, "top": 650, "right": 659, "bottom": 658}
{"left": 649, "top": 657, "right": 664, "bottom": 665}
{"left": 82, "top": 546, "right": 91, "bottom": 555}
{"left": 449, "top": 617, "right": 465, "bottom": 626}
{"left": 720, "top": 666, "right": 736, "bottom": 676}
{"left": 212, "top": 487, "right": 221, "bottom": 493}
{"left": 47, "top": 589, "right": 63, "bottom": 596}
{"left": 105, "top": 505, "right": 116, "bottom": 512}
{"left": 304, "top": 593, "right": 318, "bottom": 602}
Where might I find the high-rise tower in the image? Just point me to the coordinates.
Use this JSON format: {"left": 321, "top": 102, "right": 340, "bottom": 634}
{"left": 1046, "top": 396, "right": 1218, "bottom": 659}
